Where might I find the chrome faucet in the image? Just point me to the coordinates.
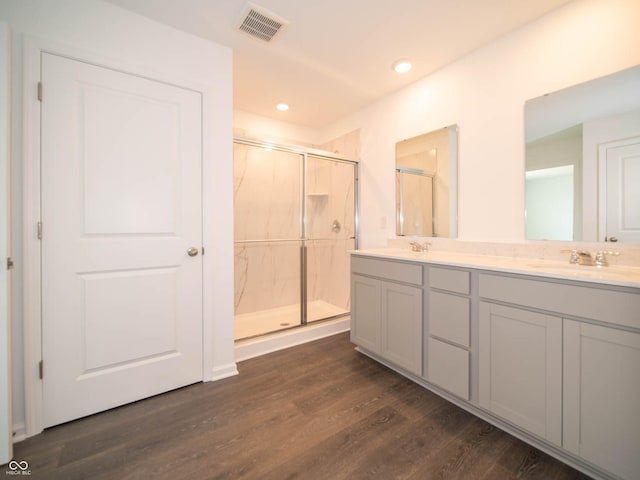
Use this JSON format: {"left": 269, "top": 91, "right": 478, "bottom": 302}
{"left": 563, "top": 249, "right": 581, "bottom": 264}
{"left": 575, "top": 250, "right": 594, "bottom": 265}
{"left": 594, "top": 250, "right": 620, "bottom": 267}
{"left": 562, "top": 248, "right": 620, "bottom": 267}
{"left": 409, "top": 241, "right": 430, "bottom": 253}
{"left": 562, "top": 249, "right": 592, "bottom": 264}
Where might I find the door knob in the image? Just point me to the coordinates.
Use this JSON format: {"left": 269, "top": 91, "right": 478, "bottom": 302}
{"left": 608, "top": 236, "right": 618, "bottom": 243}
{"left": 187, "top": 247, "right": 199, "bottom": 257}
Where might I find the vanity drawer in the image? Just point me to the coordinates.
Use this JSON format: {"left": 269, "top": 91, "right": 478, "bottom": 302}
{"left": 479, "top": 273, "right": 640, "bottom": 330}
{"left": 427, "top": 337, "right": 469, "bottom": 400}
{"left": 429, "top": 267, "right": 470, "bottom": 295}
{"left": 429, "top": 291, "right": 470, "bottom": 347}
{"left": 352, "top": 256, "right": 423, "bottom": 286}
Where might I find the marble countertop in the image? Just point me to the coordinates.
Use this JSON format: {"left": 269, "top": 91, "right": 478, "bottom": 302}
{"left": 351, "top": 248, "right": 640, "bottom": 288}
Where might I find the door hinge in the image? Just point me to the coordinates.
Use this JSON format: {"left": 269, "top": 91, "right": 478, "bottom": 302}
{"left": 37, "top": 82, "right": 43, "bottom": 101}
{"left": 37, "top": 221, "right": 43, "bottom": 240}
{"left": 38, "top": 360, "right": 43, "bottom": 380}
{"left": 6, "top": 257, "right": 14, "bottom": 270}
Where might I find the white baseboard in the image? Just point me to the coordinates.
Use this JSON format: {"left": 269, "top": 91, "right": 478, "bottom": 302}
{"left": 209, "top": 363, "right": 239, "bottom": 381}
{"left": 235, "top": 318, "right": 350, "bottom": 362}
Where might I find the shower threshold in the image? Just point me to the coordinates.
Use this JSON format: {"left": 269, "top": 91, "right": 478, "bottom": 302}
{"left": 234, "top": 300, "right": 349, "bottom": 341}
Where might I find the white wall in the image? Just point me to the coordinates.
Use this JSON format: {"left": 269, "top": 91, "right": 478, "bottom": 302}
{"left": 320, "top": 0, "right": 640, "bottom": 248}
{"left": 0, "top": 0, "right": 234, "bottom": 438}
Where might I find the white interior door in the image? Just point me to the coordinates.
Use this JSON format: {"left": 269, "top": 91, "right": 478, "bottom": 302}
{"left": 41, "top": 53, "right": 203, "bottom": 427}
{"left": 603, "top": 136, "right": 640, "bottom": 242}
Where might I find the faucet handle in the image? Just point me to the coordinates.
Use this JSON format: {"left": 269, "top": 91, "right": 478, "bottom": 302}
{"left": 594, "top": 250, "right": 620, "bottom": 267}
{"left": 409, "top": 241, "right": 430, "bottom": 252}
{"left": 561, "top": 249, "right": 580, "bottom": 264}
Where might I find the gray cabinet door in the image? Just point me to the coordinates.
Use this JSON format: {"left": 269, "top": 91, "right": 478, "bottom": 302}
{"left": 351, "top": 274, "right": 382, "bottom": 353}
{"left": 563, "top": 320, "right": 640, "bottom": 480}
{"left": 381, "top": 281, "right": 423, "bottom": 375}
{"left": 479, "top": 302, "right": 562, "bottom": 446}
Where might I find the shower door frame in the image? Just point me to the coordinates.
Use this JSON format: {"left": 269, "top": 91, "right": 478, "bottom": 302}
{"left": 234, "top": 136, "right": 359, "bottom": 335}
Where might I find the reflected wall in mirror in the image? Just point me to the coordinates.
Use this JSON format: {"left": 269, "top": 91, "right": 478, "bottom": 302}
{"left": 396, "top": 125, "right": 458, "bottom": 237}
{"left": 525, "top": 65, "right": 640, "bottom": 243}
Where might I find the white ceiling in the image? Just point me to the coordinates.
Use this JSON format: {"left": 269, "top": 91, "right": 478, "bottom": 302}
{"left": 105, "top": 0, "right": 574, "bottom": 128}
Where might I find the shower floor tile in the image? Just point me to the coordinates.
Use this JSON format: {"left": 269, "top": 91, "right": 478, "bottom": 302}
{"left": 234, "top": 300, "right": 348, "bottom": 340}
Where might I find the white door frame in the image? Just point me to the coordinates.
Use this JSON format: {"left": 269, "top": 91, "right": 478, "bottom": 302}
{"left": 1, "top": 20, "right": 13, "bottom": 465}
{"left": 20, "top": 36, "right": 229, "bottom": 437}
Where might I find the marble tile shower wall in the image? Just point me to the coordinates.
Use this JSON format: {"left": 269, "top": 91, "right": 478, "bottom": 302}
{"left": 307, "top": 239, "right": 354, "bottom": 311}
{"left": 234, "top": 242, "right": 301, "bottom": 315}
{"left": 306, "top": 158, "right": 356, "bottom": 239}
{"left": 233, "top": 144, "right": 301, "bottom": 242}
{"left": 319, "top": 129, "right": 361, "bottom": 159}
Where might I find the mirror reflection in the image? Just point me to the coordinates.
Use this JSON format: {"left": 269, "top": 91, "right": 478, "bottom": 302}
{"left": 396, "top": 125, "right": 458, "bottom": 237}
{"left": 525, "top": 65, "right": 640, "bottom": 243}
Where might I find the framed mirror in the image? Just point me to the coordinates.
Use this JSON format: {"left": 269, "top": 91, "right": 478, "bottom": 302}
{"left": 396, "top": 125, "right": 458, "bottom": 237}
{"left": 525, "top": 65, "right": 640, "bottom": 243}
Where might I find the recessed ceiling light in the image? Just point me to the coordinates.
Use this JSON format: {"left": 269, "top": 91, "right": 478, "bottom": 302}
{"left": 393, "top": 60, "right": 412, "bottom": 74}
{"left": 276, "top": 103, "right": 289, "bottom": 111}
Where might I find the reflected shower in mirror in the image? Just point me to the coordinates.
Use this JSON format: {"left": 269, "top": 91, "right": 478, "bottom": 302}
{"left": 396, "top": 125, "right": 458, "bottom": 237}
{"left": 525, "top": 65, "right": 640, "bottom": 243}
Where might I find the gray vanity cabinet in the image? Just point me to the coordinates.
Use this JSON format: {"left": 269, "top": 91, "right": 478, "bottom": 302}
{"left": 351, "top": 252, "right": 640, "bottom": 480}
{"left": 563, "top": 320, "right": 640, "bottom": 480}
{"left": 479, "top": 272, "right": 640, "bottom": 479}
{"left": 351, "top": 256, "right": 423, "bottom": 375}
{"left": 426, "top": 267, "right": 471, "bottom": 400}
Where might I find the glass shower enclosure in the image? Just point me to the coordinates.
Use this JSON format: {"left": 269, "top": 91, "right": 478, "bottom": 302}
{"left": 233, "top": 139, "right": 357, "bottom": 340}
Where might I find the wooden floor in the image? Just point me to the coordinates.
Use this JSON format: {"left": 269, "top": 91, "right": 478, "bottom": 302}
{"left": 10, "top": 333, "right": 590, "bottom": 480}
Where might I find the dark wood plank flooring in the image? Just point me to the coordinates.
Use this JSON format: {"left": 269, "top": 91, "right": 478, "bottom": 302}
{"left": 8, "top": 332, "right": 591, "bottom": 479}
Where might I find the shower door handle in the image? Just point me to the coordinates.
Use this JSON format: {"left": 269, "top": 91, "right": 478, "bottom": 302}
{"left": 187, "top": 247, "right": 199, "bottom": 257}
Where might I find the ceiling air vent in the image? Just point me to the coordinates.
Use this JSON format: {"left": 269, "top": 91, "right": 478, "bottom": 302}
{"left": 237, "top": 3, "right": 289, "bottom": 43}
